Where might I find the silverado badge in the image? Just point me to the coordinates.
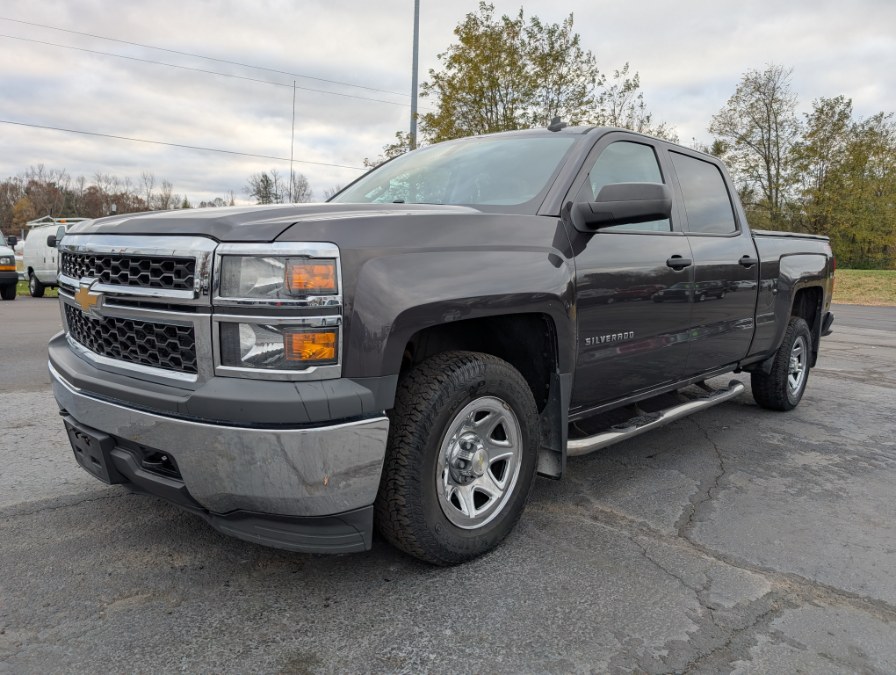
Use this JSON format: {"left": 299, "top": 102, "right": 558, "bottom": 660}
{"left": 585, "top": 331, "right": 634, "bottom": 346}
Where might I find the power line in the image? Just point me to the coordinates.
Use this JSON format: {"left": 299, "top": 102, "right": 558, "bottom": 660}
{"left": 0, "top": 33, "right": 415, "bottom": 108}
{"left": 0, "top": 15, "right": 410, "bottom": 99}
{"left": 0, "top": 119, "right": 367, "bottom": 171}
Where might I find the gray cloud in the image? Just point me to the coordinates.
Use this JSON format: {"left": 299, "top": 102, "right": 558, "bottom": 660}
{"left": 1, "top": 0, "right": 893, "bottom": 205}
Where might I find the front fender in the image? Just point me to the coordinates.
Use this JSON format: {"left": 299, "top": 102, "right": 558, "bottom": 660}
{"left": 344, "top": 249, "right": 576, "bottom": 378}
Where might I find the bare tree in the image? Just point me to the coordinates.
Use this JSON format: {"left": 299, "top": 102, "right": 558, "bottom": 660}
{"left": 709, "top": 64, "right": 800, "bottom": 228}
{"left": 246, "top": 169, "right": 290, "bottom": 204}
{"left": 141, "top": 171, "right": 156, "bottom": 209}
{"left": 593, "top": 64, "right": 678, "bottom": 141}
{"left": 289, "top": 173, "right": 313, "bottom": 203}
{"left": 158, "top": 180, "right": 174, "bottom": 210}
{"left": 323, "top": 185, "right": 344, "bottom": 200}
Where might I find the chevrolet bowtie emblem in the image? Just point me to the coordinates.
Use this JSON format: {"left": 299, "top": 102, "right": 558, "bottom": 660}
{"left": 75, "top": 286, "right": 101, "bottom": 313}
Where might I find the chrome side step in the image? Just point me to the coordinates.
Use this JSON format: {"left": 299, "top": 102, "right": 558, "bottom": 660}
{"left": 567, "top": 380, "right": 746, "bottom": 457}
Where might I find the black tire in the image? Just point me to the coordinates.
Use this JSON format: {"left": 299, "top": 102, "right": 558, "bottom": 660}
{"left": 752, "top": 316, "right": 813, "bottom": 411}
{"left": 375, "top": 351, "right": 539, "bottom": 565}
{"left": 29, "top": 274, "right": 45, "bottom": 298}
{"left": 0, "top": 284, "right": 15, "bottom": 301}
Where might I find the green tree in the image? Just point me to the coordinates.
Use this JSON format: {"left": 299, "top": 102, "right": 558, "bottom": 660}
{"left": 833, "top": 113, "right": 896, "bottom": 268}
{"left": 364, "top": 132, "right": 413, "bottom": 168}
{"left": 790, "top": 98, "right": 896, "bottom": 268}
{"left": 789, "top": 96, "right": 854, "bottom": 236}
{"left": 419, "top": 3, "right": 600, "bottom": 142}
{"left": 709, "top": 64, "right": 800, "bottom": 229}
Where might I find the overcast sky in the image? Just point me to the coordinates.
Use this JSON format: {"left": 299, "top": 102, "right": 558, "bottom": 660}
{"left": 1, "top": 0, "right": 893, "bottom": 206}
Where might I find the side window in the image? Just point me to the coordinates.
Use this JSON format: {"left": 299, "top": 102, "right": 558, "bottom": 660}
{"left": 670, "top": 152, "right": 738, "bottom": 234}
{"left": 575, "top": 141, "right": 671, "bottom": 233}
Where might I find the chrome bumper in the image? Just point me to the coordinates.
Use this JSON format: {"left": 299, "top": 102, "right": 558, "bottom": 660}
{"left": 50, "top": 363, "right": 389, "bottom": 517}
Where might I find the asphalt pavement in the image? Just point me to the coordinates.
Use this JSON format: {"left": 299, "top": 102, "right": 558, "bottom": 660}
{"left": 1, "top": 297, "right": 894, "bottom": 673}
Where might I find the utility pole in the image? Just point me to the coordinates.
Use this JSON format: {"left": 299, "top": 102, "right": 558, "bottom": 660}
{"left": 410, "top": 0, "right": 420, "bottom": 150}
{"left": 289, "top": 80, "right": 296, "bottom": 202}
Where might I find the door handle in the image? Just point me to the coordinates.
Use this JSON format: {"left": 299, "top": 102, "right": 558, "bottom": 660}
{"left": 739, "top": 255, "right": 759, "bottom": 268}
{"left": 666, "top": 255, "right": 692, "bottom": 270}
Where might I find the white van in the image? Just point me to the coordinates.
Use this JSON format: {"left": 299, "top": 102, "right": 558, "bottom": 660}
{"left": 23, "top": 216, "right": 87, "bottom": 297}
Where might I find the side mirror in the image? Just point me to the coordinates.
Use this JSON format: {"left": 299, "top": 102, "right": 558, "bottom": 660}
{"left": 6, "top": 235, "right": 16, "bottom": 248}
{"left": 47, "top": 225, "right": 66, "bottom": 248}
{"left": 568, "top": 182, "right": 672, "bottom": 231}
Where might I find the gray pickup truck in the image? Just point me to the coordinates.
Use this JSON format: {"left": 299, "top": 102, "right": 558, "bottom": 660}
{"left": 49, "top": 125, "right": 834, "bottom": 564}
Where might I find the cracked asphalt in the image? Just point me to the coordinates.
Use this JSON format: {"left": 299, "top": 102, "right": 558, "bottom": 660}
{"left": 1, "top": 298, "right": 894, "bottom": 673}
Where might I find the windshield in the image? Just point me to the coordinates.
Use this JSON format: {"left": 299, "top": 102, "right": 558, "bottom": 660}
{"left": 331, "top": 135, "right": 576, "bottom": 210}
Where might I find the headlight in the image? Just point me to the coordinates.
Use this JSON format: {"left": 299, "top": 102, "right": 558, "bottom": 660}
{"left": 220, "top": 323, "right": 338, "bottom": 370}
{"left": 0, "top": 256, "right": 13, "bottom": 266}
{"left": 214, "top": 244, "right": 342, "bottom": 379}
{"left": 219, "top": 256, "right": 338, "bottom": 300}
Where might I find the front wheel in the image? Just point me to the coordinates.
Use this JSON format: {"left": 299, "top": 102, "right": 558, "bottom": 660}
{"left": 375, "top": 351, "right": 539, "bottom": 565}
{"left": 751, "top": 316, "right": 813, "bottom": 411}
{"left": 0, "top": 284, "right": 15, "bottom": 300}
{"left": 29, "top": 274, "right": 45, "bottom": 298}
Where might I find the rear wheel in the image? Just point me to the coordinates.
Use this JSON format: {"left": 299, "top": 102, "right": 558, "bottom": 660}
{"left": 0, "top": 284, "right": 15, "bottom": 301}
{"left": 29, "top": 274, "right": 45, "bottom": 298}
{"left": 375, "top": 351, "right": 539, "bottom": 565}
{"left": 752, "top": 317, "right": 812, "bottom": 411}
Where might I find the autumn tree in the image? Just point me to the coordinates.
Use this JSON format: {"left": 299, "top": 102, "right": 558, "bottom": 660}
{"left": 791, "top": 98, "right": 896, "bottom": 267}
{"left": 709, "top": 64, "right": 800, "bottom": 229}
{"left": 419, "top": 3, "right": 601, "bottom": 142}
{"left": 364, "top": 132, "right": 413, "bottom": 168}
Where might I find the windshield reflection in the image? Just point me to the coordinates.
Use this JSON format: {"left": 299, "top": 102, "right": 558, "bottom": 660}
{"left": 331, "top": 135, "right": 576, "bottom": 211}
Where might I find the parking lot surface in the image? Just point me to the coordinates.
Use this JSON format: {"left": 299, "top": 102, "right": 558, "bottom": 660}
{"left": 1, "top": 297, "right": 894, "bottom": 673}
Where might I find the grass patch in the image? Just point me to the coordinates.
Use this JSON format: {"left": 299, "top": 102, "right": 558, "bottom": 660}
{"left": 833, "top": 269, "right": 896, "bottom": 306}
{"left": 15, "top": 279, "right": 59, "bottom": 298}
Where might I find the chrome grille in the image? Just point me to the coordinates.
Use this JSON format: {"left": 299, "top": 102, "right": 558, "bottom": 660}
{"left": 64, "top": 303, "right": 198, "bottom": 374}
{"left": 60, "top": 252, "right": 195, "bottom": 291}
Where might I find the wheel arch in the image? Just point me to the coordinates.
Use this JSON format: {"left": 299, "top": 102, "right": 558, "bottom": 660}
{"left": 399, "top": 312, "right": 571, "bottom": 478}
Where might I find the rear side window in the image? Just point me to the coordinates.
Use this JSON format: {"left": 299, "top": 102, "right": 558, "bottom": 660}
{"left": 576, "top": 141, "right": 671, "bottom": 233}
{"left": 670, "top": 152, "right": 738, "bottom": 234}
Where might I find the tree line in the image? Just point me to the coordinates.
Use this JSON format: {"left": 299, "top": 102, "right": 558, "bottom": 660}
{"left": 707, "top": 65, "right": 895, "bottom": 269}
{"left": 0, "top": 166, "right": 337, "bottom": 237}
{"left": 368, "top": 4, "right": 894, "bottom": 269}
{"left": 0, "top": 166, "right": 233, "bottom": 237}
{"left": 4, "top": 2, "right": 891, "bottom": 268}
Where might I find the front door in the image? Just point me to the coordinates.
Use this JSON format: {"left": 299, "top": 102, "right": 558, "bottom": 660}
{"left": 568, "top": 136, "right": 694, "bottom": 412}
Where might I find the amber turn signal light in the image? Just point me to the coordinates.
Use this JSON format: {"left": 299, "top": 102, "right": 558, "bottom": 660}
{"left": 286, "top": 259, "right": 337, "bottom": 295}
{"left": 284, "top": 330, "right": 337, "bottom": 364}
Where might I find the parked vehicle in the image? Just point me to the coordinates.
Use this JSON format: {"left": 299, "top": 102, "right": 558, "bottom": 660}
{"left": 48, "top": 125, "right": 834, "bottom": 564}
{"left": 0, "top": 239, "right": 17, "bottom": 300}
{"left": 652, "top": 280, "right": 728, "bottom": 302}
{"left": 23, "top": 216, "right": 87, "bottom": 297}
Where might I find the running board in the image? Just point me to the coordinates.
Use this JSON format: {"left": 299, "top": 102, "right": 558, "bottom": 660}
{"left": 567, "top": 380, "right": 745, "bottom": 457}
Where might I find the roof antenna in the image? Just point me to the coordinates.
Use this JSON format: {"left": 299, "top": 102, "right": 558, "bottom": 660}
{"left": 547, "top": 117, "right": 567, "bottom": 132}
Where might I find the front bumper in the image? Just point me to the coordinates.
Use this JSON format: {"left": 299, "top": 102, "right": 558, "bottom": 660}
{"left": 0, "top": 269, "right": 18, "bottom": 285}
{"left": 50, "top": 363, "right": 390, "bottom": 553}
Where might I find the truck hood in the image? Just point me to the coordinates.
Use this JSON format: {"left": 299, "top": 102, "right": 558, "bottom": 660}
{"left": 68, "top": 203, "right": 481, "bottom": 242}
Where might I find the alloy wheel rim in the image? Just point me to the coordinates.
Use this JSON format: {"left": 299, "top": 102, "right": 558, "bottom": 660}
{"left": 436, "top": 396, "right": 522, "bottom": 530}
{"left": 787, "top": 335, "right": 808, "bottom": 396}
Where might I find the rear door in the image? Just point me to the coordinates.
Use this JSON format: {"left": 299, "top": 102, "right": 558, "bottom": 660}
{"left": 567, "top": 134, "right": 694, "bottom": 411}
{"left": 666, "top": 150, "right": 759, "bottom": 374}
